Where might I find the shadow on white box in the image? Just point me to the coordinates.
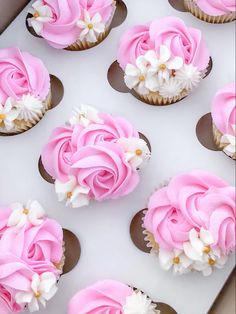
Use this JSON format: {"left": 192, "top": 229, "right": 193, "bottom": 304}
{"left": 0, "top": 0, "right": 235, "bottom": 313}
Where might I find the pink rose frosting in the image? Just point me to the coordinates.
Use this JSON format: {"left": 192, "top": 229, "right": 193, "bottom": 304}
{"left": 28, "top": 0, "right": 115, "bottom": 49}
{"left": 0, "top": 208, "right": 11, "bottom": 239}
{"left": 117, "top": 17, "right": 210, "bottom": 72}
{"left": 211, "top": 82, "right": 236, "bottom": 136}
{"left": 195, "top": 0, "right": 236, "bottom": 16}
{"left": 0, "top": 215, "right": 63, "bottom": 276}
{"left": 0, "top": 284, "right": 22, "bottom": 314}
{"left": 68, "top": 280, "right": 132, "bottom": 314}
{"left": 0, "top": 47, "right": 50, "bottom": 104}
{"left": 117, "top": 24, "right": 153, "bottom": 70}
{"left": 71, "top": 142, "right": 139, "bottom": 201}
{"left": 144, "top": 171, "right": 235, "bottom": 253}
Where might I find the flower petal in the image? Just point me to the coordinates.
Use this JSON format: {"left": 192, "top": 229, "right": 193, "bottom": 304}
{"left": 167, "top": 57, "right": 183, "bottom": 70}
{"left": 159, "top": 45, "right": 171, "bottom": 62}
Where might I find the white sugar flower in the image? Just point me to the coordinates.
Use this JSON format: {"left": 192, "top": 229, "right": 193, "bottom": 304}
{"left": 55, "top": 176, "right": 90, "bottom": 208}
{"left": 221, "top": 126, "right": 236, "bottom": 158}
{"left": 28, "top": 0, "right": 53, "bottom": 35}
{"left": 7, "top": 200, "right": 45, "bottom": 228}
{"left": 69, "top": 104, "right": 103, "bottom": 127}
{"left": 0, "top": 98, "right": 19, "bottom": 131}
{"left": 183, "top": 228, "right": 228, "bottom": 276}
{"left": 175, "top": 64, "right": 202, "bottom": 91}
{"left": 124, "top": 55, "right": 159, "bottom": 95}
{"left": 159, "top": 77, "right": 182, "bottom": 99}
{"left": 155, "top": 45, "right": 183, "bottom": 83}
{"left": 15, "top": 94, "right": 43, "bottom": 121}
{"left": 123, "top": 291, "right": 159, "bottom": 314}
{"left": 77, "top": 10, "right": 105, "bottom": 43}
{"left": 159, "top": 248, "right": 193, "bottom": 275}
{"left": 15, "top": 272, "right": 58, "bottom": 313}
{"left": 117, "top": 137, "right": 151, "bottom": 169}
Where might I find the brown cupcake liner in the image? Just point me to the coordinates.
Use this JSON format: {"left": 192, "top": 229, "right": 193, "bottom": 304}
{"left": 141, "top": 210, "right": 160, "bottom": 253}
{"left": 133, "top": 89, "right": 188, "bottom": 106}
{"left": 65, "top": 2, "right": 116, "bottom": 51}
{"left": 0, "top": 91, "right": 52, "bottom": 135}
{"left": 212, "top": 123, "right": 236, "bottom": 159}
{"left": 184, "top": 0, "right": 236, "bottom": 23}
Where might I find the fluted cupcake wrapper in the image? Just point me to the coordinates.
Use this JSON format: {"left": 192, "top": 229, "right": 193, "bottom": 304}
{"left": 184, "top": 0, "right": 236, "bottom": 23}
{"left": 212, "top": 123, "right": 236, "bottom": 160}
{"left": 0, "top": 91, "right": 52, "bottom": 135}
{"left": 65, "top": 2, "right": 116, "bottom": 51}
{"left": 141, "top": 210, "right": 160, "bottom": 254}
{"left": 133, "top": 89, "right": 188, "bottom": 106}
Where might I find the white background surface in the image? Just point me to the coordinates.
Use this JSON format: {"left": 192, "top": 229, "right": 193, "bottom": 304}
{"left": 0, "top": 1, "right": 235, "bottom": 313}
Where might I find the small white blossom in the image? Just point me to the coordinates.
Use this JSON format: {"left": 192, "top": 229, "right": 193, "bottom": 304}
{"left": 15, "top": 94, "right": 43, "bottom": 121}
{"left": 118, "top": 137, "right": 151, "bottom": 169}
{"left": 15, "top": 272, "right": 58, "bottom": 313}
{"left": 159, "top": 248, "right": 193, "bottom": 275}
{"left": 123, "top": 291, "right": 159, "bottom": 314}
{"left": 69, "top": 104, "right": 103, "bottom": 127}
{"left": 7, "top": 200, "right": 45, "bottom": 228}
{"left": 77, "top": 10, "right": 105, "bottom": 43}
{"left": 221, "top": 125, "right": 236, "bottom": 158}
{"left": 0, "top": 98, "right": 19, "bottom": 130}
{"left": 175, "top": 64, "right": 202, "bottom": 90}
{"left": 28, "top": 0, "right": 53, "bottom": 35}
{"left": 55, "top": 176, "right": 90, "bottom": 208}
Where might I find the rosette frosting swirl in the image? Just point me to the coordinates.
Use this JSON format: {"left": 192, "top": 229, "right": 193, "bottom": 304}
{"left": 195, "top": 0, "right": 236, "bottom": 16}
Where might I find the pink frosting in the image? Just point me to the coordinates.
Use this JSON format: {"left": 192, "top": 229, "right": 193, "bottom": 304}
{"left": 0, "top": 47, "right": 50, "bottom": 104}
{"left": 0, "top": 217, "right": 63, "bottom": 276}
{"left": 41, "top": 110, "right": 143, "bottom": 201}
{"left": 117, "top": 24, "right": 153, "bottom": 70}
{"left": 0, "top": 208, "right": 11, "bottom": 239}
{"left": 30, "top": 0, "right": 114, "bottom": 49}
{"left": 41, "top": 125, "right": 76, "bottom": 182}
{"left": 117, "top": 17, "right": 210, "bottom": 72}
{"left": 211, "top": 82, "right": 236, "bottom": 136}
{"left": 67, "top": 280, "right": 133, "bottom": 314}
{"left": 71, "top": 142, "right": 139, "bottom": 201}
{"left": 0, "top": 284, "right": 22, "bottom": 314}
{"left": 195, "top": 0, "right": 236, "bottom": 16}
{"left": 144, "top": 171, "right": 235, "bottom": 253}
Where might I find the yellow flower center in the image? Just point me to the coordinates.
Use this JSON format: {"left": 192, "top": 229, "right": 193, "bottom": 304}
{"left": 208, "top": 258, "right": 216, "bottom": 266}
{"left": 173, "top": 256, "right": 180, "bottom": 264}
{"left": 203, "top": 246, "right": 211, "bottom": 254}
{"left": 87, "top": 23, "right": 93, "bottom": 30}
{"left": 135, "top": 149, "right": 143, "bottom": 156}
{"left": 33, "top": 12, "right": 40, "bottom": 18}
{"left": 159, "top": 64, "right": 166, "bottom": 71}
{"left": 67, "top": 192, "right": 72, "bottom": 199}
{"left": 22, "top": 208, "right": 29, "bottom": 215}
{"left": 0, "top": 114, "right": 6, "bottom": 120}
{"left": 139, "top": 75, "right": 145, "bottom": 82}
{"left": 34, "top": 292, "right": 41, "bottom": 299}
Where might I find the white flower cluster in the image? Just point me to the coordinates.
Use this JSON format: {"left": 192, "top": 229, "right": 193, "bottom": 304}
{"left": 15, "top": 272, "right": 58, "bottom": 313}
{"left": 55, "top": 105, "right": 151, "bottom": 208}
{"left": 28, "top": 1, "right": 106, "bottom": 43}
{"left": 123, "top": 291, "right": 160, "bottom": 314}
{"left": 158, "top": 228, "right": 228, "bottom": 276}
{"left": 220, "top": 124, "right": 236, "bottom": 158}
{"left": 124, "top": 45, "right": 202, "bottom": 98}
{"left": 0, "top": 94, "right": 43, "bottom": 131}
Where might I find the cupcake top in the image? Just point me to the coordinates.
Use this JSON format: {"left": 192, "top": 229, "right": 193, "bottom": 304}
{"left": 68, "top": 280, "right": 159, "bottom": 314}
{"left": 0, "top": 201, "right": 63, "bottom": 313}
{"left": 27, "top": 0, "right": 116, "bottom": 49}
{"left": 194, "top": 0, "right": 236, "bottom": 16}
{"left": 143, "top": 171, "right": 235, "bottom": 276}
{"left": 0, "top": 47, "right": 50, "bottom": 132}
{"left": 211, "top": 82, "right": 236, "bottom": 157}
{"left": 41, "top": 105, "right": 151, "bottom": 208}
{"left": 117, "top": 17, "right": 210, "bottom": 98}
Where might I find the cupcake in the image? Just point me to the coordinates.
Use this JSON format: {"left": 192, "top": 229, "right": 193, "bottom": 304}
{"left": 117, "top": 17, "right": 210, "bottom": 106}
{"left": 0, "top": 47, "right": 51, "bottom": 135}
{"left": 184, "top": 0, "right": 236, "bottom": 24}
{"left": 41, "top": 105, "right": 151, "bottom": 208}
{"left": 27, "top": 0, "right": 117, "bottom": 50}
{"left": 68, "top": 280, "right": 160, "bottom": 314}
{"left": 211, "top": 83, "right": 236, "bottom": 159}
{"left": 141, "top": 171, "right": 235, "bottom": 276}
{"left": 0, "top": 200, "right": 64, "bottom": 312}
